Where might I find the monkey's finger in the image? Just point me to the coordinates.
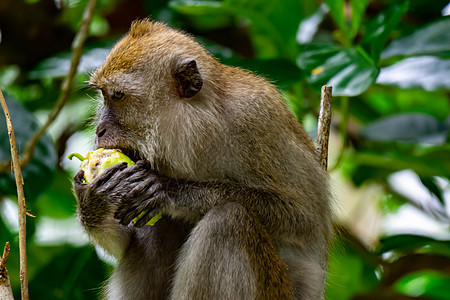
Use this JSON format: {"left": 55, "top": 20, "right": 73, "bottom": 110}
{"left": 100, "top": 168, "right": 147, "bottom": 194}
{"left": 112, "top": 166, "right": 148, "bottom": 185}
{"left": 135, "top": 160, "right": 151, "bottom": 169}
{"left": 121, "top": 191, "right": 166, "bottom": 226}
{"left": 134, "top": 209, "right": 162, "bottom": 228}
{"left": 73, "top": 170, "right": 88, "bottom": 196}
{"left": 128, "top": 179, "right": 162, "bottom": 202}
{"left": 74, "top": 170, "right": 85, "bottom": 184}
{"left": 118, "top": 197, "right": 159, "bottom": 226}
{"left": 113, "top": 178, "right": 162, "bottom": 217}
{"left": 115, "top": 200, "right": 140, "bottom": 223}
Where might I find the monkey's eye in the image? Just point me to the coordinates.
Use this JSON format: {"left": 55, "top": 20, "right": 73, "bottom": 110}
{"left": 111, "top": 90, "right": 125, "bottom": 102}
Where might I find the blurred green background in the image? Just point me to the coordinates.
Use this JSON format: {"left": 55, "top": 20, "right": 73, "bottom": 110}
{"left": 0, "top": 0, "right": 449, "bottom": 299}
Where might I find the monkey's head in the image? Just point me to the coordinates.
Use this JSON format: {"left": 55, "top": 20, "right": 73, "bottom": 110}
{"left": 89, "top": 20, "right": 224, "bottom": 173}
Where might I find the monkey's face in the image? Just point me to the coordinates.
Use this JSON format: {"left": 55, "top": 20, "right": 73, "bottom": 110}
{"left": 88, "top": 20, "right": 209, "bottom": 168}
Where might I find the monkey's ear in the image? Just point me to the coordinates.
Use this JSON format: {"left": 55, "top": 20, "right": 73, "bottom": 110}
{"left": 174, "top": 58, "right": 203, "bottom": 98}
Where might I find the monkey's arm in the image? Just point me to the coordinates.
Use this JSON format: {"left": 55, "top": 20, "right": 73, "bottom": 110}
{"left": 73, "top": 162, "right": 149, "bottom": 258}
{"left": 114, "top": 167, "right": 319, "bottom": 241}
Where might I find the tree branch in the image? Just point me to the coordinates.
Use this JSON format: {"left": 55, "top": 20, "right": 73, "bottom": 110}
{"left": 0, "top": 0, "right": 98, "bottom": 173}
{"left": 316, "top": 85, "right": 333, "bottom": 170}
{"left": 0, "top": 88, "right": 28, "bottom": 299}
{"left": 0, "top": 242, "right": 13, "bottom": 300}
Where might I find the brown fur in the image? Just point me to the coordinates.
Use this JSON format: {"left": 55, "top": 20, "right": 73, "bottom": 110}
{"left": 78, "top": 19, "right": 332, "bottom": 300}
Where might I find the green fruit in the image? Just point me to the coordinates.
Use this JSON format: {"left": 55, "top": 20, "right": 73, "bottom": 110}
{"left": 67, "top": 148, "right": 162, "bottom": 226}
{"left": 68, "top": 148, "right": 134, "bottom": 183}
{"left": 131, "top": 211, "right": 163, "bottom": 226}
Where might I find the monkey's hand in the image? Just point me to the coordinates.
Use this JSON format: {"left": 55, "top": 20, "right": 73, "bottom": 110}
{"left": 74, "top": 161, "right": 151, "bottom": 229}
{"left": 113, "top": 162, "right": 177, "bottom": 228}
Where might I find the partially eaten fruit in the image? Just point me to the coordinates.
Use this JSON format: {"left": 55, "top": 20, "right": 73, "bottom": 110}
{"left": 68, "top": 148, "right": 162, "bottom": 226}
{"left": 68, "top": 148, "right": 134, "bottom": 183}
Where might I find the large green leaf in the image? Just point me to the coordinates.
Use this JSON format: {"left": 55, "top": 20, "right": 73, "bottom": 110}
{"left": 0, "top": 96, "right": 57, "bottom": 199}
{"left": 297, "top": 45, "right": 379, "bottom": 96}
{"left": 376, "top": 56, "right": 450, "bottom": 91}
{"left": 381, "top": 17, "right": 450, "bottom": 59}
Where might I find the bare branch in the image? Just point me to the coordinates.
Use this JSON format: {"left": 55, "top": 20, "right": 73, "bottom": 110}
{"left": 0, "top": 242, "right": 10, "bottom": 272}
{"left": 0, "top": 0, "right": 98, "bottom": 173}
{"left": 0, "top": 242, "right": 14, "bottom": 300}
{"left": 0, "top": 88, "right": 28, "bottom": 299}
{"left": 316, "top": 85, "right": 333, "bottom": 170}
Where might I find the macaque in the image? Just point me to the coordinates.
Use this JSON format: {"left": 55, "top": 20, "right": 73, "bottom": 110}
{"left": 73, "top": 19, "right": 332, "bottom": 300}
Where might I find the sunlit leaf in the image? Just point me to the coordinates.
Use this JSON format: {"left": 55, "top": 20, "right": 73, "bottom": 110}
{"left": 296, "top": 4, "right": 329, "bottom": 45}
{"left": 297, "top": 45, "right": 379, "bottom": 96}
{"left": 376, "top": 56, "right": 450, "bottom": 91}
{"left": 381, "top": 17, "right": 450, "bottom": 59}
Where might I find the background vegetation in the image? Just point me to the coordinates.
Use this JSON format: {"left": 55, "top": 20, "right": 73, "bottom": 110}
{"left": 0, "top": 0, "right": 449, "bottom": 299}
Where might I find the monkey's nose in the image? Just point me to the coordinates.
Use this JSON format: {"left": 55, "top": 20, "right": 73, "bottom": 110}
{"left": 96, "top": 123, "right": 107, "bottom": 138}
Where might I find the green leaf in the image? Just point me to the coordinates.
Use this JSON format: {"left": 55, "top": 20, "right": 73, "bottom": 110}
{"left": 296, "top": 4, "right": 329, "bottom": 45}
{"left": 381, "top": 17, "right": 450, "bottom": 59}
{"left": 323, "top": 0, "right": 347, "bottom": 37}
{"left": 361, "top": 113, "right": 448, "bottom": 145}
{"left": 297, "top": 45, "right": 379, "bottom": 96}
{"left": 361, "top": 0, "right": 409, "bottom": 60}
{"left": 348, "top": 0, "right": 370, "bottom": 40}
{"left": 0, "top": 96, "right": 57, "bottom": 199}
{"left": 376, "top": 56, "right": 450, "bottom": 91}
{"left": 324, "top": 0, "right": 370, "bottom": 41}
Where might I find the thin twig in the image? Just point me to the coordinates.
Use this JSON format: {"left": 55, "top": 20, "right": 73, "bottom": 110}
{"left": 0, "top": 88, "right": 28, "bottom": 299}
{"left": 0, "top": 0, "right": 98, "bottom": 173}
{"left": 0, "top": 242, "right": 10, "bottom": 272}
{"left": 0, "top": 242, "right": 14, "bottom": 300}
{"left": 316, "top": 85, "right": 333, "bottom": 170}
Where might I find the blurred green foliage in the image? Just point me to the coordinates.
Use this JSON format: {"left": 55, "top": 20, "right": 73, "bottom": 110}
{"left": 0, "top": 0, "right": 449, "bottom": 299}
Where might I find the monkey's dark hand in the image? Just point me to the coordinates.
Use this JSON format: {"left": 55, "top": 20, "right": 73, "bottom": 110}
{"left": 114, "top": 161, "right": 177, "bottom": 228}
{"left": 73, "top": 161, "right": 153, "bottom": 228}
